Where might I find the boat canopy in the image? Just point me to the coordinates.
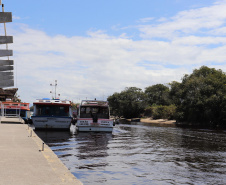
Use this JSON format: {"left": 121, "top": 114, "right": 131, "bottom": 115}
{"left": 33, "top": 99, "right": 71, "bottom": 105}
{"left": 81, "top": 100, "right": 109, "bottom": 106}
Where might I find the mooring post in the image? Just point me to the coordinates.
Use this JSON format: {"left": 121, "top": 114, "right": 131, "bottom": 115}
{"left": 42, "top": 142, "right": 44, "bottom": 151}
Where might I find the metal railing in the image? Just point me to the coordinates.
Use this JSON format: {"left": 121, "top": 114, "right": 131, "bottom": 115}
{"left": 0, "top": 104, "right": 21, "bottom": 117}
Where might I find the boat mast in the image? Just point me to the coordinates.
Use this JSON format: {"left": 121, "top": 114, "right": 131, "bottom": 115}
{"left": 50, "top": 80, "right": 57, "bottom": 99}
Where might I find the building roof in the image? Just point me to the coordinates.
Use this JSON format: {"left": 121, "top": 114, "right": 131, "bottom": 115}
{"left": 0, "top": 88, "right": 18, "bottom": 101}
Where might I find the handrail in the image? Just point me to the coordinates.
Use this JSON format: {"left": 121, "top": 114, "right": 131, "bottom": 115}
{"left": 0, "top": 103, "right": 21, "bottom": 117}
{"left": 4, "top": 114, "right": 20, "bottom": 117}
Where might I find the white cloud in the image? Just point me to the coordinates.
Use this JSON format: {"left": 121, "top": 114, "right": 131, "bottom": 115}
{"left": 11, "top": 26, "right": 186, "bottom": 104}
{"left": 139, "top": 1, "right": 226, "bottom": 39}
{"left": 12, "top": 16, "right": 20, "bottom": 20}
{"left": 138, "top": 17, "right": 155, "bottom": 23}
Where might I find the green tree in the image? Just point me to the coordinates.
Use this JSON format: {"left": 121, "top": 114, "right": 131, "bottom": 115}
{"left": 169, "top": 81, "right": 183, "bottom": 105}
{"left": 145, "top": 84, "right": 171, "bottom": 105}
{"left": 108, "top": 87, "right": 146, "bottom": 118}
{"left": 12, "top": 93, "right": 21, "bottom": 102}
{"left": 175, "top": 66, "right": 226, "bottom": 127}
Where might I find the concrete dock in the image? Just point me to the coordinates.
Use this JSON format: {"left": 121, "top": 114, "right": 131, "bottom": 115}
{"left": 0, "top": 124, "right": 83, "bottom": 185}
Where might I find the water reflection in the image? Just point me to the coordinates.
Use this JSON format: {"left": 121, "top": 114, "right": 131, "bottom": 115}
{"left": 35, "top": 130, "right": 71, "bottom": 144}
{"left": 36, "top": 123, "right": 226, "bottom": 185}
{"left": 75, "top": 132, "right": 112, "bottom": 160}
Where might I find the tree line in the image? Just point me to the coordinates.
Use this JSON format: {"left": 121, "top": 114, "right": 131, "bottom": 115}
{"left": 107, "top": 66, "right": 226, "bottom": 128}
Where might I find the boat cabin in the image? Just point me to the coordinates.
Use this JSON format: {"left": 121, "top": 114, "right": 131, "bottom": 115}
{"left": 33, "top": 99, "right": 71, "bottom": 117}
{"left": 78, "top": 100, "right": 110, "bottom": 121}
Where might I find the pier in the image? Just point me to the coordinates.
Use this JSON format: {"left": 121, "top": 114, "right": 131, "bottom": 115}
{"left": 0, "top": 124, "right": 83, "bottom": 185}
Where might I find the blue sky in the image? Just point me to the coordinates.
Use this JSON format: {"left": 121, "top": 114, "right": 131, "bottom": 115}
{"left": 2, "top": 0, "right": 226, "bottom": 104}
{"left": 7, "top": 0, "right": 213, "bottom": 37}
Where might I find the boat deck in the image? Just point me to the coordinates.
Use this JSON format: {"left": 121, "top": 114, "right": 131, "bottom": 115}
{"left": 0, "top": 124, "right": 83, "bottom": 185}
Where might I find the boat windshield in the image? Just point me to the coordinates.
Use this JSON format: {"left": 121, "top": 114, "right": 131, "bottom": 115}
{"left": 35, "top": 105, "right": 70, "bottom": 117}
{"left": 80, "top": 106, "right": 109, "bottom": 119}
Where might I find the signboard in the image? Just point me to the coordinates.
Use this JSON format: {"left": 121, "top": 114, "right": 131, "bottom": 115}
{"left": 0, "top": 36, "right": 13, "bottom": 44}
{"left": 0, "top": 6, "right": 14, "bottom": 88}
{"left": 0, "top": 79, "right": 14, "bottom": 88}
{"left": 0, "top": 12, "right": 12, "bottom": 23}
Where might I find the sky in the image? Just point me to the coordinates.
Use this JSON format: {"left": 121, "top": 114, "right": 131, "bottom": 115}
{"left": 1, "top": 0, "right": 226, "bottom": 104}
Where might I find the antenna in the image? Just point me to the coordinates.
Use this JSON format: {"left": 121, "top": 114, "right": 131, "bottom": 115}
{"left": 50, "top": 80, "right": 57, "bottom": 99}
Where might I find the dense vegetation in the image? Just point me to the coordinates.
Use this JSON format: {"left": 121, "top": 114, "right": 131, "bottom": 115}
{"left": 107, "top": 66, "right": 226, "bottom": 128}
{"left": 107, "top": 87, "right": 147, "bottom": 118}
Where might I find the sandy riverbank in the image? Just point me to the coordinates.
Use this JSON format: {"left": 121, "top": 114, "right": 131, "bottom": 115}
{"left": 140, "top": 118, "right": 176, "bottom": 125}
{"left": 118, "top": 117, "right": 176, "bottom": 125}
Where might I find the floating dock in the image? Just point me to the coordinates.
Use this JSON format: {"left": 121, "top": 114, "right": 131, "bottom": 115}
{"left": 0, "top": 123, "right": 83, "bottom": 185}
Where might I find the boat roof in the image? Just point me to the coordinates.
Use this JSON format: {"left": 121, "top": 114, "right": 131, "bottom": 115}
{"left": 33, "top": 99, "right": 71, "bottom": 105}
{"left": 80, "top": 100, "right": 109, "bottom": 107}
{"left": 0, "top": 101, "right": 30, "bottom": 110}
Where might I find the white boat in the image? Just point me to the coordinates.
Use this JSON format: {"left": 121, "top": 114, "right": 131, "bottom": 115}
{"left": 31, "top": 98, "right": 72, "bottom": 130}
{"left": 76, "top": 100, "right": 114, "bottom": 132}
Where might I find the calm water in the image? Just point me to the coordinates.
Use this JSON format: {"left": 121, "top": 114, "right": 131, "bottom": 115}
{"left": 35, "top": 123, "right": 226, "bottom": 185}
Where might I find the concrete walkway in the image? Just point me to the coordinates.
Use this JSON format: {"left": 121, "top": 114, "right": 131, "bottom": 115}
{"left": 0, "top": 124, "right": 83, "bottom": 185}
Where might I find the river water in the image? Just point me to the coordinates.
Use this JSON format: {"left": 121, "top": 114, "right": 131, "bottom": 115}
{"left": 35, "top": 123, "right": 226, "bottom": 185}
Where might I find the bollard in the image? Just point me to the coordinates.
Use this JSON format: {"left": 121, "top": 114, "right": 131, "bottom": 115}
{"left": 30, "top": 130, "right": 32, "bottom": 137}
{"left": 42, "top": 142, "right": 44, "bottom": 151}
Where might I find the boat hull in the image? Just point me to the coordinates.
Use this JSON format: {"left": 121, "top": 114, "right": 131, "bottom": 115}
{"left": 76, "top": 125, "right": 113, "bottom": 132}
{"left": 76, "top": 118, "right": 114, "bottom": 132}
{"left": 32, "top": 116, "right": 72, "bottom": 130}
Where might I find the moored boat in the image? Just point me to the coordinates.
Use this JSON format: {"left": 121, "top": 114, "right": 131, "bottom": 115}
{"left": 0, "top": 99, "right": 30, "bottom": 124}
{"left": 31, "top": 98, "right": 72, "bottom": 130}
{"left": 76, "top": 100, "right": 114, "bottom": 132}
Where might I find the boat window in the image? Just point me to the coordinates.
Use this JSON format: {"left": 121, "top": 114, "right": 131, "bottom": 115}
{"left": 20, "top": 110, "right": 26, "bottom": 117}
{"left": 81, "top": 107, "right": 86, "bottom": 114}
{"left": 91, "top": 107, "right": 99, "bottom": 113}
{"left": 86, "top": 107, "right": 91, "bottom": 113}
{"left": 80, "top": 106, "right": 109, "bottom": 119}
{"left": 35, "top": 105, "right": 70, "bottom": 116}
{"left": 98, "top": 107, "right": 109, "bottom": 119}
{"left": 80, "top": 106, "right": 92, "bottom": 118}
